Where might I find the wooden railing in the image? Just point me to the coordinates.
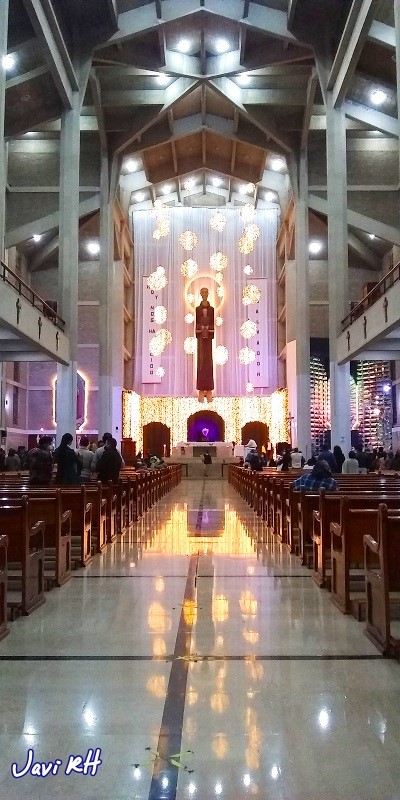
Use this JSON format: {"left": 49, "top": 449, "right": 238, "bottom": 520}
{"left": 0, "top": 260, "right": 65, "bottom": 331}
{"left": 342, "top": 261, "right": 400, "bottom": 330}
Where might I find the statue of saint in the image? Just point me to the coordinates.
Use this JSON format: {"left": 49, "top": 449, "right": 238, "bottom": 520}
{"left": 195, "top": 287, "right": 214, "bottom": 403}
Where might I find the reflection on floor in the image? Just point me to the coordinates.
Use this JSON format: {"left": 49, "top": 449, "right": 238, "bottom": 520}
{"left": 1, "top": 479, "right": 400, "bottom": 800}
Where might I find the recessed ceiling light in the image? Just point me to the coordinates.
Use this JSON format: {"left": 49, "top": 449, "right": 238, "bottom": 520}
{"left": 265, "top": 191, "right": 275, "bottom": 202}
{"left": 2, "top": 54, "right": 16, "bottom": 71}
{"left": 309, "top": 240, "right": 322, "bottom": 254}
{"left": 184, "top": 178, "right": 196, "bottom": 189}
{"left": 135, "top": 192, "right": 145, "bottom": 202}
{"left": 156, "top": 73, "right": 170, "bottom": 85}
{"left": 215, "top": 38, "right": 229, "bottom": 53}
{"left": 125, "top": 159, "right": 138, "bottom": 173}
{"left": 371, "top": 89, "right": 387, "bottom": 105}
{"left": 212, "top": 176, "right": 223, "bottom": 187}
{"left": 239, "top": 184, "right": 248, "bottom": 194}
{"left": 32, "top": 234, "right": 42, "bottom": 243}
{"left": 237, "top": 73, "right": 250, "bottom": 86}
{"left": 87, "top": 240, "right": 100, "bottom": 255}
{"left": 368, "top": 233, "right": 376, "bottom": 240}
{"left": 177, "top": 38, "right": 191, "bottom": 53}
{"left": 162, "top": 185, "right": 171, "bottom": 195}
{"left": 270, "top": 157, "right": 285, "bottom": 171}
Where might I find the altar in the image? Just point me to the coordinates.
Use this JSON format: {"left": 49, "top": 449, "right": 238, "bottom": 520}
{"left": 172, "top": 441, "right": 233, "bottom": 459}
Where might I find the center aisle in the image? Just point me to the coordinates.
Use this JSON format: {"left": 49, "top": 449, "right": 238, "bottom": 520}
{"left": 1, "top": 478, "right": 400, "bottom": 800}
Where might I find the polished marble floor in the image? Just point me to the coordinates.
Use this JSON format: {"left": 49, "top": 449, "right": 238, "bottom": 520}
{"left": 1, "top": 478, "right": 400, "bottom": 799}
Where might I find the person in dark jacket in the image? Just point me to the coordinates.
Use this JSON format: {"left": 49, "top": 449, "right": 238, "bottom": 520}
{"left": 5, "top": 448, "right": 21, "bottom": 471}
{"left": 97, "top": 438, "right": 122, "bottom": 484}
{"left": 317, "top": 447, "right": 337, "bottom": 473}
{"left": 27, "top": 436, "right": 54, "bottom": 485}
{"left": 333, "top": 446, "right": 345, "bottom": 473}
{"left": 54, "top": 433, "right": 82, "bottom": 485}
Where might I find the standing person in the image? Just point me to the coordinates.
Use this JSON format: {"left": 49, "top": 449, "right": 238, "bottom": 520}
{"left": 76, "top": 435, "right": 94, "bottom": 483}
{"left": 291, "top": 447, "right": 304, "bottom": 469}
{"left": 93, "top": 432, "right": 125, "bottom": 471}
{"left": 27, "top": 436, "right": 54, "bottom": 486}
{"left": 54, "top": 433, "right": 82, "bottom": 485}
{"left": 97, "top": 438, "right": 122, "bottom": 484}
{"left": 333, "top": 446, "right": 345, "bottom": 473}
{"left": 17, "top": 445, "right": 27, "bottom": 468}
{"left": 355, "top": 446, "right": 369, "bottom": 474}
{"left": 203, "top": 451, "right": 212, "bottom": 477}
{"left": 317, "top": 445, "right": 337, "bottom": 473}
{"left": 342, "top": 451, "right": 359, "bottom": 474}
{"left": 291, "top": 460, "right": 338, "bottom": 491}
{"left": 0, "top": 448, "right": 5, "bottom": 471}
{"left": 5, "top": 448, "right": 21, "bottom": 471}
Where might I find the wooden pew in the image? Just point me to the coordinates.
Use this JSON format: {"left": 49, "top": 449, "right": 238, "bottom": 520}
{"left": 0, "top": 491, "right": 71, "bottom": 588}
{"left": 0, "top": 500, "right": 45, "bottom": 617}
{"left": 0, "top": 534, "right": 9, "bottom": 640}
{"left": 364, "top": 505, "right": 400, "bottom": 656}
{"left": 331, "top": 497, "right": 400, "bottom": 615}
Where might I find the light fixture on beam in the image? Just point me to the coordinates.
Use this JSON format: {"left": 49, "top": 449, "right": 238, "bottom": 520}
{"left": 2, "top": 54, "right": 16, "bottom": 71}
{"left": 270, "top": 158, "right": 285, "bottom": 171}
{"left": 32, "top": 234, "right": 42, "bottom": 243}
{"left": 87, "top": 240, "right": 100, "bottom": 256}
{"left": 309, "top": 240, "right": 322, "bottom": 255}
{"left": 237, "top": 73, "right": 250, "bottom": 85}
{"left": 370, "top": 89, "right": 387, "bottom": 106}
{"left": 135, "top": 192, "right": 145, "bottom": 202}
{"left": 156, "top": 73, "right": 170, "bottom": 86}
{"left": 177, "top": 38, "right": 191, "bottom": 53}
{"left": 212, "top": 176, "right": 223, "bottom": 187}
{"left": 184, "top": 177, "right": 196, "bottom": 189}
{"left": 215, "top": 38, "right": 229, "bottom": 53}
{"left": 265, "top": 191, "right": 275, "bottom": 202}
{"left": 162, "top": 185, "right": 171, "bottom": 195}
{"left": 125, "top": 158, "right": 138, "bottom": 173}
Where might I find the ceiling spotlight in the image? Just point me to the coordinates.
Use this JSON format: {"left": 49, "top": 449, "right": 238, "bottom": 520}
{"left": 135, "top": 192, "right": 145, "bottom": 202}
{"left": 162, "top": 185, "right": 171, "bottom": 195}
{"left": 32, "top": 234, "right": 42, "bottom": 243}
{"left": 237, "top": 73, "right": 250, "bottom": 85}
{"left": 87, "top": 240, "right": 100, "bottom": 255}
{"left": 125, "top": 159, "right": 138, "bottom": 173}
{"left": 239, "top": 184, "right": 249, "bottom": 195}
{"left": 265, "top": 191, "right": 275, "bottom": 202}
{"left": 177, "top": 38, "right": 191, "bottom": 53}
{"left": 215, "top": 38, "right": 229, "bottom": 53}
{"left": 270, "top": 157, "right": 285, "bottom": 171}
{"left": 184, "top": 178, "right": 196, "bottom": 189}
{"left": 368, "top": 233, "right": 376, "bottom": 240}
{"left": 371, "top": 89, "right": 387, "bottom": 105}
{"left": 2, "top": 53, "right": 16, "bottom": 71}
{"left": 309, "top": 241, "right": 322, "bottom": 255}
{"left": 156, "top": 73, "right": 170, "bottom": 85}
{"left": 212, "top": 176, "right": 223, "bottom": 187}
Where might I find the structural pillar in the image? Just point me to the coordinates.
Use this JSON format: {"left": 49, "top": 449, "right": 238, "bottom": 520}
{"left": 326, "top": 95, "right": 351, "bottom": 454}
{"left": 294, "top": 151, "right": 311, "bottom": 455}
{"left": 56, "top": 92, "right": 81, "bottom": 442}
{"left": 98, "top": 150, "right": 115, "bottom": 437}
{"left": 0, "top": 0, "right": 9, "bottom": 432}
{"left": 394, "top": 0, "right": 400, "bottom": 173}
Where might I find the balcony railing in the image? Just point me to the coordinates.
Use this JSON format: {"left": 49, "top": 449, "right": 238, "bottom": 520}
{"left": 342, "top": 261, "right": 400, "bottom": 330}
{"left": 0, "top": 260, "right": 65, "bottom": 331}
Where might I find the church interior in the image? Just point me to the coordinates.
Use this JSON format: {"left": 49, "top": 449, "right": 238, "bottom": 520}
{"left": 1, "top": 0, "right": 400, "bottom": 798}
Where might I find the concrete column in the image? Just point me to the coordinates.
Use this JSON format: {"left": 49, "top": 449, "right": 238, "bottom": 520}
{"left": 294, "top": 151, "right": 311, "bottom": 456}
{"left": 326, "top": 95, "right": 351, "bottom": 454}
{"left": 395, "top": 0, "right": 400, "bottom": 174}
{"left": 98, "top": 150, "right": 114, "bottom": 437}
{"left": 111, "top": 260, "right": 125, "bottom": 443}
{"left": 56, "top": 92, "right": 81, "bottom": 443}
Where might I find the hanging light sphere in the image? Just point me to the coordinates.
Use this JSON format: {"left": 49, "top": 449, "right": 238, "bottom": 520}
{"left": 215, "top": 316, "right": 223, "bottom": 326}
{"left": 149, "top": 335, "right": 165, "bottom": 356}
{"left": 214, "top": 271, "right": 223, "bottom": 284}
{"left": 184, "top": 313, "right": 195, "bottom": 324}
{"left": 244, "top": 223, "right": 260, "bottom": 243}
{"left": 240, "top": 204, "right": 256, "bottom": 224}
{"left": 246, "top": 382, "right": 254, "bottom": 393}
{"left": 210, "top": 212, "right": 227, "bottom": 232}
{"left": 239, "top": 347, "right": 256, "bottom": 365}
{"left": 216, "top": 286, "right": 224, "bottom": 297}
{"left": 184, "top": 336, "right": 197, "bottom": 354}
{"left": 242, "top": 284, "right": 261, "bottom": 305}
{"left": 238, "top": 235, "right": 255, "bottom": 255}
{"left": 181, "top": 258, "right": 198, "bottom": 278}
{"left": 154, "top": 305, "right": 167, "bottom": 324}
{"left": 210, "top": 251, "right": 228, "bottom": 271}
{"left": 215, "top": 345, "right": 229, "bottom": 365}
{"left": 240, "top": 319, "right": 257, "bottom": 339}
{"left": 179, "top": 230, "right": 198, "bottom": 251}
{"left": 156, "top": 366, "right": 165, "bottom": 377}
{"left": 244, "top": 264, "right": 253, "bottom": 275}
{"left": 187, "top": 292, "right": 195, "bottom": 304}
{"left": 153, "top": 228, "right": 162, "bottom": 240}
{"left": 158, "top": 328, "right": 172, "bottom": 346}
{"left": 147, "top": 268, "right": 167, "bottom": 291}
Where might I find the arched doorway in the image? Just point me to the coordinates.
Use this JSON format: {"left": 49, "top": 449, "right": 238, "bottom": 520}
{"left": 143, "top": 422, "right": 171, "bottom": 458}
{"left": 187, "top": 410, "right": 225, "bottom": 442}
{"left": 241, "top": 421, "right": 269, "bottom": 450}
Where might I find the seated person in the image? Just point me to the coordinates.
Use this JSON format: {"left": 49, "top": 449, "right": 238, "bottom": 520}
{"left": 291, "top": 460, "right": 338, "bottom": 491}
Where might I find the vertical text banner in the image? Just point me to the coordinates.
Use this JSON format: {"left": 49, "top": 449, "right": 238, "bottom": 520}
{"left": 142, "top": 277, "right": 161, "bottom": 383}
{"left": 247, "top": 278, "right": 268, "bottom": 388}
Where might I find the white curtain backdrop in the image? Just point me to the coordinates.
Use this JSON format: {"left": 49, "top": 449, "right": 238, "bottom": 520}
{"left": 131, "top": 206, "right": 278, "bottom": 397}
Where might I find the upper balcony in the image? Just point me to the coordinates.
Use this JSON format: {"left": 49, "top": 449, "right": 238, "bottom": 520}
{"left": 0, "top": 261, "right": 69, "bottom": 364}
{"left": 337, "top": 262, "right": 400, "bottom": 364}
